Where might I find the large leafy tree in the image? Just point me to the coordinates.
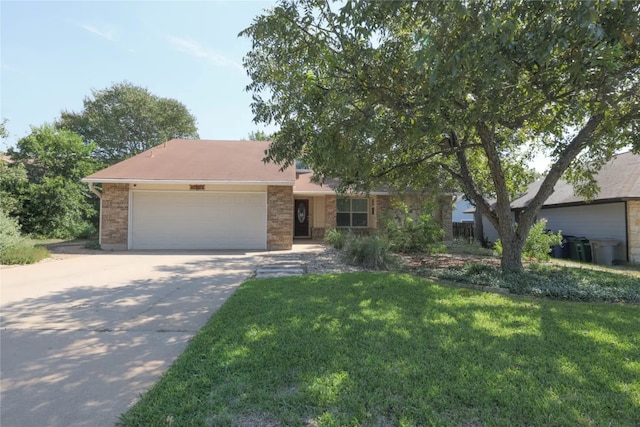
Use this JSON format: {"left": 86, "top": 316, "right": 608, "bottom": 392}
{"left": 247, "top": 130, "right": 271, "bottom": 141}
{"left": 241, "top": 0, "right": 640, "bottom": 272}
{"left": 7, "top": 124, "right": 98, "bottom": 237}
{"left": 0, "top": 119, "right": 28, "bottom": 216}
{"left": 58, "top": 82, "right": 199, "bottom": 164}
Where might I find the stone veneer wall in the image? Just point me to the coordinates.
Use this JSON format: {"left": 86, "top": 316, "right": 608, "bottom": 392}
{"left": 627, "top": 201, "right": 640, "bottom": 263}
{"left": 101, "top": 183, "right": 129, "bottom": 250}
{"left": 375, "top": 195, "right": 391, "bottom": 228}
{"left": 267, "top": 185, "right": 293, "bottom": 250}
{"left": 325, "top": 195, "right": 337, "bottom": 228}
{"left": 440, "top": 195, "right": 454, "bottom": 242}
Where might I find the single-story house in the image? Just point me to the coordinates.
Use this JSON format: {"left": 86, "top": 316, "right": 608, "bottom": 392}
{"left": 478, "top": 151, "right": 640, "bottom": 263}
{"left": 83, "top": 139, "right": 453, "bottom": 251}
{"left": 452, "top": 194, "right": 474, "bottom": 223}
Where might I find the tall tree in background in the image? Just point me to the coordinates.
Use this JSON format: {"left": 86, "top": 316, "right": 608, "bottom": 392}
{"left": 247, "top": 130, "right": 271, "bottom": 141}
{"left": 0, "top": 119, "right": 28, "bottom": 217}
{"left": 7, "top": 124, "right": 98, "bottom": 237}
{"left": 58, "top": 82, "right": 199, "bottom": 165}
{"left": 241, "top": 0, "right": 640, "bottom": 272}
{"left": 0, "top": 118, "right": 8, "bottom": 141}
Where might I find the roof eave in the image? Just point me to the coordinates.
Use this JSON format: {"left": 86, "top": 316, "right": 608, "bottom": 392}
{"left": 293, "top": 190, "right": 391, "bottom": 195}
{"left": 81, "top": 178, "right": 295, "bottom": 186}
{"left": 511, "top": 196, "right": 640, "bottom": 211}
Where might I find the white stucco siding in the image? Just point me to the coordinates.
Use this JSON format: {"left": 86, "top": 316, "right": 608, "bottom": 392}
{"left": 538, "top": 202, "right": 627, "bottom": 261}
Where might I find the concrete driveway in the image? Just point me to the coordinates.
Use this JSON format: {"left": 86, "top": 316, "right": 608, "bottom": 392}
{"left": 0, "top": 251, "right": 260, "bottom": 427}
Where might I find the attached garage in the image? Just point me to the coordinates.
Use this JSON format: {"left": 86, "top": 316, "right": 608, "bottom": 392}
{"left": 130, "top": 191, "right": 267, "bottom": 250}
{"left": 83, "top": 140, "right": 297, "bottom": 250}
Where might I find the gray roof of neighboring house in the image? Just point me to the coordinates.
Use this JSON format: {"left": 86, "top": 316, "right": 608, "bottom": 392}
{"left": 511, "top": 151, "right": 640, "bottom": 209}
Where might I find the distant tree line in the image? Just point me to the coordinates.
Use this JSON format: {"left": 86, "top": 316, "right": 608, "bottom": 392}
{"left": 1, "top": 82, "right": 199, "bottom": 239}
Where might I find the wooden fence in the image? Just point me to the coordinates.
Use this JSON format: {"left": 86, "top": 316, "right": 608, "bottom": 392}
{"left": 453, "top": 222, "right": 474, "bottom": 241}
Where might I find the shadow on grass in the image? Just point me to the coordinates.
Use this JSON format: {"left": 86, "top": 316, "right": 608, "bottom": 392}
{"left": 119, "top": 272, "right": 640, "bottom": 427}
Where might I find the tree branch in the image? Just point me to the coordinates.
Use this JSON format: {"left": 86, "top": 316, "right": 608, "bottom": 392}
{"left": 475, "top": 121, "right": 511, "bottom": 228}
{"left": 518, "top": 113, "right": 605, "bottom": 234}
{"left": 371, "top": 149, "right": 443, "bottom": 180}
{"left": 447, "top": 131, "right": 500, "bottom": 229}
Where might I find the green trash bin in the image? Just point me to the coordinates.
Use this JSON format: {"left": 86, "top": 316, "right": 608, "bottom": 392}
{"left": 574, "top": 238, "right": 592, "bottom": 263}
{"left": 566, "top": 237, "right": 579, "bottom": 261}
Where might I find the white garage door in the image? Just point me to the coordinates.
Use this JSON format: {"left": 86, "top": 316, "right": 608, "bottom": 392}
{"left": 130, "top": 191, "right": 267, "bottom": 250}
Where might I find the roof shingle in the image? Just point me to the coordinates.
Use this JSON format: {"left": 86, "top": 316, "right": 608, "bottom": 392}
{"left": 512, "top": 151, "right": 640, "bottom": 209}
{"left": 83, "top": 139, "right": 296, "bottom": 184}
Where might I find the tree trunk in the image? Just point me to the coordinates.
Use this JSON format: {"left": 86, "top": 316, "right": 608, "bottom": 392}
{"left": 474, "top": 209, "right": 484, "bottom": 246}
{"left": 500, "top": 236, "right": 525, "bottom": 273}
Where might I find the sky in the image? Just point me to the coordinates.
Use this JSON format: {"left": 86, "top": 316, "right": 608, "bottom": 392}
{"left": 1, "top": 0, "right": 277, "bottom": 150}
{"left": 1, "top": 0, "right": 551, "bottom": 171}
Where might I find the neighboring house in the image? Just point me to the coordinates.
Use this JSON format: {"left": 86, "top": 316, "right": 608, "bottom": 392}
{"left": 478, "top": 151, "right": 640, "bottom": 263}
{"left": 83, "top": 139, "right": 453, "bottom": 251}
{"left": 452, "top": 194, "right": 474, "bottom": 223}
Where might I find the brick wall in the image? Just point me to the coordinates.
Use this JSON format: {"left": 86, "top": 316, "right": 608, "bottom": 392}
{"left": 101, "top": 183, "right": 129, "bottom": 250}
{"left": 628, "top": 201, "right": 640, "bottom": 263}
{"left": 267, "top": 186, "right": 293, "bottom": 250}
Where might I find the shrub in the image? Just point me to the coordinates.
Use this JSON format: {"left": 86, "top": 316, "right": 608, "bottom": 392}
{"left": 1, "top": 208, "right": 51, "bottom": 265}
{"left": 495, "top": 219, "right": 562, "bottom": 261}
{"left": 382, "top": 199, "right": 444, "bottom": 253}
{"left": 0, "top": 244, "right": 50, "bottom": 265}
{"left": 343, "top": 234, "right": 396, "bottom": 270}
{"left": 422, "top": 262, "right": 640, "bottom": 304}
{"left": 0, "top": 208, "right": 26, "bottom": 253}
{"left": 324, "top": 227, "right": 347, "bottom": 249}
{"left": 72, "top": 221, "right": 97, "bottom": 240}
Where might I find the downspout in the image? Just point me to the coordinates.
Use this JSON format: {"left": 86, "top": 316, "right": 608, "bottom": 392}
{"left": 88, "top": 183, "right": 103, "bottom": 246}
{"left": 88, "top": 182, "right": 102, "bottom": 199}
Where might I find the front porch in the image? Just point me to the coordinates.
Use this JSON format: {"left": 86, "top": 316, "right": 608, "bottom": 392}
{"left": 291, "top": 195, "right": 390, "bottom": 240}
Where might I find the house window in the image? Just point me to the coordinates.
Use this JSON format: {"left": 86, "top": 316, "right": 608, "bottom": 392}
{"left": 337, "top": 198, "right": 368, "bottom": 227}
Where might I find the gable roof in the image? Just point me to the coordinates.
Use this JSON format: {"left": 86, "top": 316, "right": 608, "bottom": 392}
{"left": 512, "top": 151, "right": 640, "bottom": 209}
{"left": 83, "top": 139, "right": 296, "bottom": 185}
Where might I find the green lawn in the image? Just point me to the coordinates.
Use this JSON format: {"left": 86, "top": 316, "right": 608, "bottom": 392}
{"left": 119, "top": 273, "right": 639, "bottom": 427}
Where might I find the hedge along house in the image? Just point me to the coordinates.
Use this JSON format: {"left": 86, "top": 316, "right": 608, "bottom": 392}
{"left": 83, "top": 139, "right": 453, "bottom": 251}
{"left": 479, "top": 151, "right": 640, "bottom": 263}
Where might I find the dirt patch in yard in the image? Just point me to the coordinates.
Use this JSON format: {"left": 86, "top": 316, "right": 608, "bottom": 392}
{"left": 402, "top": 252, "right": 501, "bottom": 270}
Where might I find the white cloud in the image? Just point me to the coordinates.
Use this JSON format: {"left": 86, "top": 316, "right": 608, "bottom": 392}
{"left": 79, "top": 24, "right": 115, "bottom": 41}
{"left": 166, "top": 35, "right": 243, "bottom": 72}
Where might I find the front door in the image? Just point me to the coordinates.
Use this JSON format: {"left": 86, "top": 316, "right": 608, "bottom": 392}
{"left": 294, "top": 199, "right": 310, "bottom": 238}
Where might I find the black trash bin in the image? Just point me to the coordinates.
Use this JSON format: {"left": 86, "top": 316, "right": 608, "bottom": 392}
{"left": 560, "top": 238, "right": 570, "bottom": 258}
{"left": 551, "top": 236, "right": 571, "bottom": 259}
{"left": 551, "top": 244, "right": 563, "bottom": 258}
